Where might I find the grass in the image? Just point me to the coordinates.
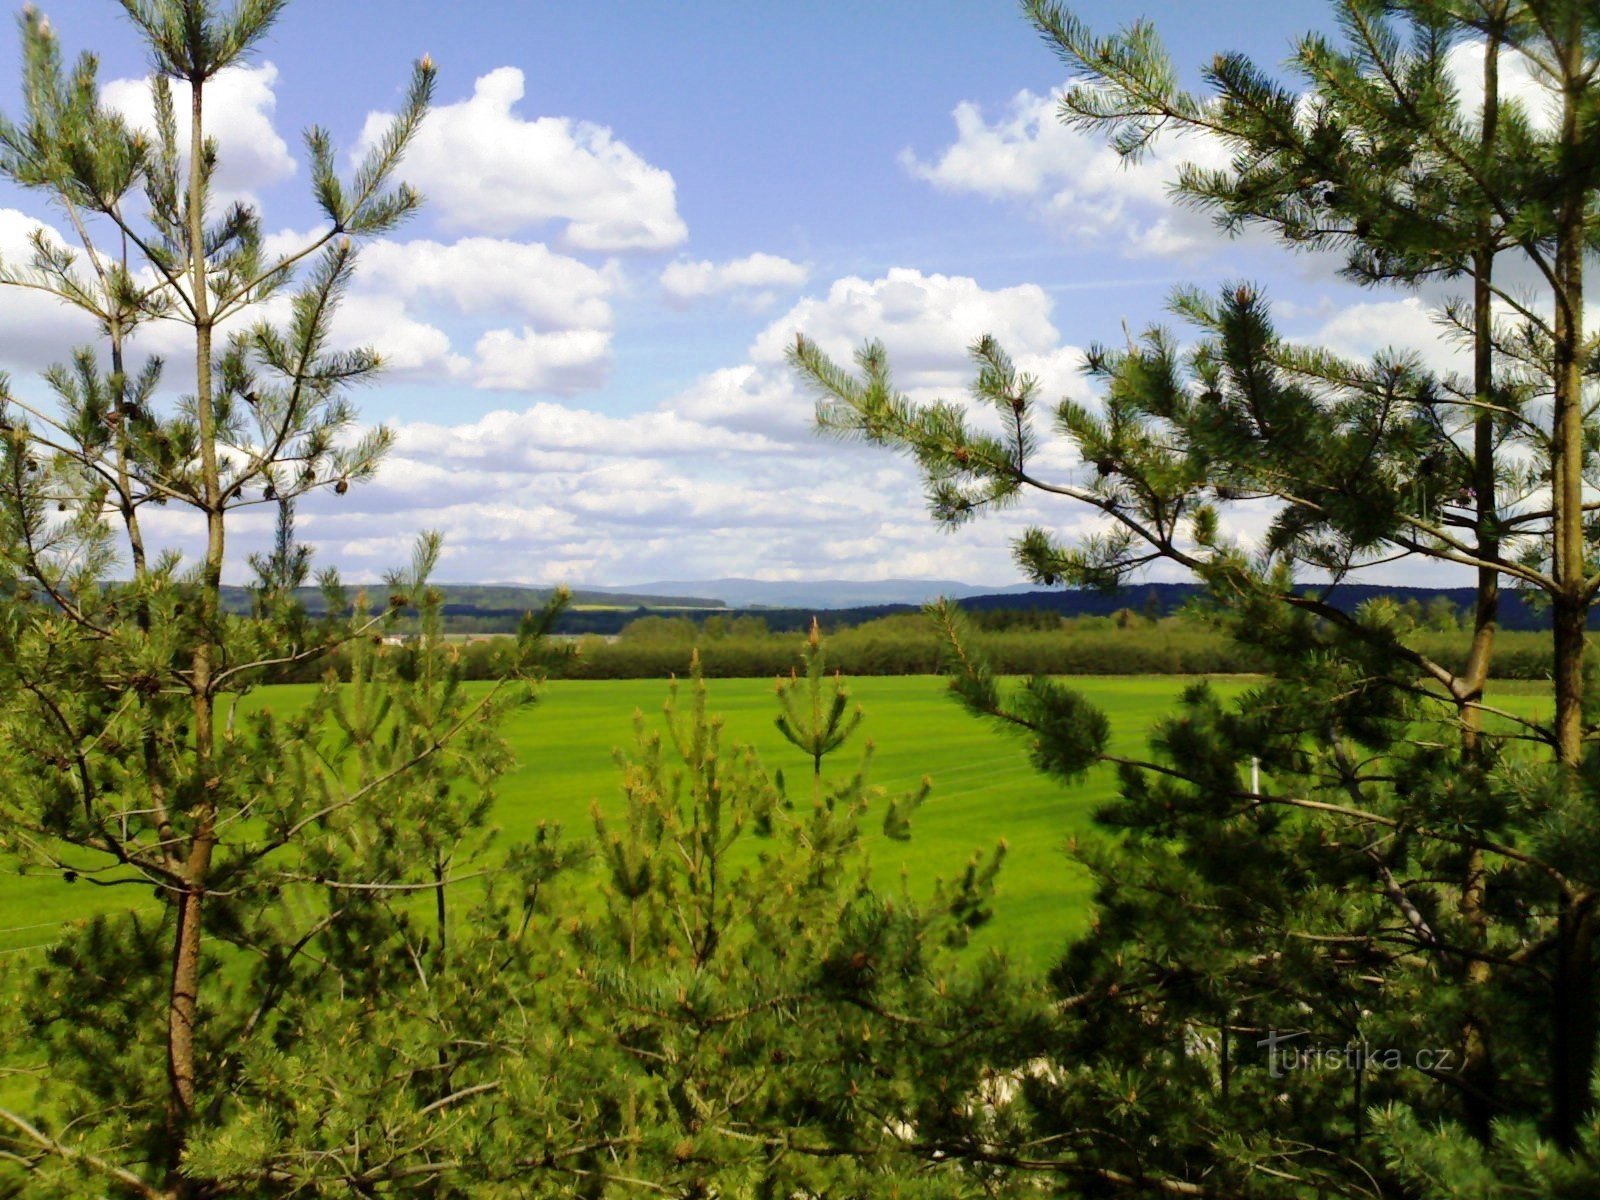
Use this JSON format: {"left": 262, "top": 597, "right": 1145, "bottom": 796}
{"left": 0, "top": 675, "right": 1257, "bottom": 969}
{"left": 0, "top": 672, "right": 1552, "bottom": 970}
{"left": 505, "top": 674, "right": 1267, "bottom": 967}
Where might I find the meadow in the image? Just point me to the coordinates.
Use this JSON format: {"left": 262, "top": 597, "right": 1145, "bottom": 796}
{"left": 0, "top": 674, "right": 1557, "bottom": 968}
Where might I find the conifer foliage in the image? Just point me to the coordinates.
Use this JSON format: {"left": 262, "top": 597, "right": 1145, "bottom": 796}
{"left": 516, "top": 644, "right": 1017, "bottom": 1197}
{"left": 774, "top": 616, "right": 866, "bottom": 780}
{"left": 792, "top": 0, "right": 1600, "bottom": 1194}
{"left": 0, "top": 3, "right": 560, "bottom": 1195}
{"left": 0, "top": 5, "right": 1036, "bottom": 1196}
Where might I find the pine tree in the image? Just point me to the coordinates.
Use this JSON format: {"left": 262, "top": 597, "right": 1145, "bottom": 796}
{"left": 774, "top": 616, "right": 865, "bottom": 779}
{"left": 791, "top": 0, "right": 1600, "bottom": 1192}
{"left": 0, "top": 4, "right": 561, "bottom": 1195}
{"left": 546, "top": 652, "right": 1018, "bottom": 1197}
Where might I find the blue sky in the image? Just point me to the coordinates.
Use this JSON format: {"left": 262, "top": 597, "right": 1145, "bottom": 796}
{"left": 0, "top": 0, "right": 1479, "bottom": 586}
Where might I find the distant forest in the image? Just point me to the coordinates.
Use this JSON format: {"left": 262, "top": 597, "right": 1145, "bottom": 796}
{"left": 220, "top": 580, "right": 1572, "bottom": 636}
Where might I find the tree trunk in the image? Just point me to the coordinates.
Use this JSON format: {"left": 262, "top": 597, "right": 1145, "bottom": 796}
{"left": 1552, "top": 895, "right": 1598, "bottom": 1150}
{"left": 1454, "top": 12, "right": 1504, "bottom": 1134}
{"left": 1546, "top": 11, "right": 1592, "bottom": 1146}
{"left": 166, "top": 877, "right": 205, "bottom": 1127}
{"left": 1548, "top": 11, "right": 1587, "bottom": 774}
{"left": 166, "top": 69, "right": 224, "bottom": 1190}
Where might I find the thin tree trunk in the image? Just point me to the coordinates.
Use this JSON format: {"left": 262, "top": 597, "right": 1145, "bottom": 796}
{"left": 1548, "top": 11, "right": 1587, "bottom": 774}
{"left": 1454, "top": 11, "right": 1504, "bottom": 1139}
{"left": 1546, "top": 9, "right": 1592, "bottom": 1147}
{"left": 167, "top": 71, "right": 222, "bottom": 1190}
{"left": 1549, "top": 589, "right": 1595, "bottom": 1150}
{"left": 1456, "top": 246, "right": 1498, "bottom": 1142}
{"left": 1553, "top": 893, "right": 1599, "bottom": 1149}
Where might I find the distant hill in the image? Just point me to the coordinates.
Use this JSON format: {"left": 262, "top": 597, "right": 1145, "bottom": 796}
{"left": 559, "top": 582, "right": 1572, "bottom": 637}
{"left": 957, "top": 583, "right": 1566, "bottom": 631}
{"left": 216, "top": 583, "right": 726, "bottom": 615}
{"left": 204, "top": 579, "right": 1571, "bottom": 637}
{"left": 586, "top": 578, "right": 1037, "bottom": 609}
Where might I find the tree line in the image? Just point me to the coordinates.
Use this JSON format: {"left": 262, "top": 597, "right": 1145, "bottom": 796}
{"left": 327, "top": 608, "right": 1565, "bottom": 683}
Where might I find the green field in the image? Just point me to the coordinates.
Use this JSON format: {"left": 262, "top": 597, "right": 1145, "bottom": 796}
{"left": 509, "top": 674, "right": 1278, "bottom": 965}
{"left": 0, "top": 674, "right": 1559, "bottom": 969}
{"left": 0, "top": 675, "right": 1266, "bottom": 969}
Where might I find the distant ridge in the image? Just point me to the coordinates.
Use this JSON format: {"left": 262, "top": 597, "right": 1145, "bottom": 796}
{"left": 586, "top": 578, "right": 1038, "bottom": 610}
{"left": 207, "top": 579, "right": 1576, "bottom": 635}
{"left": 216, "top": 583, "right": 726, "bottom": 613}
{"left": 957, "top": 582, "right": 1569, "bottom": 632}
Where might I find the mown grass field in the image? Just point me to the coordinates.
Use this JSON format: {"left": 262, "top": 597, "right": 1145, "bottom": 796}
{"left": 499, "top": 674, "right": 1266, "bottom": 966}
{"left": 0, "top": 675, "right": 1559, "bottom": 969}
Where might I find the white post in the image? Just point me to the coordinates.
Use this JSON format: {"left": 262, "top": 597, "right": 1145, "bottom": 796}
{"left": 1251, "top": 756, "right": 1260, "bottom": 794}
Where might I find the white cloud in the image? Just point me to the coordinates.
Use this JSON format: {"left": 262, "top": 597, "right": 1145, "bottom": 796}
{"left": 668, "top": 365, "right": 811, "bottom": 440}
{"left": 1, "top": 208, "right": 623, "bottom": 397}
{"left": 910, "top": 41, "right": 1556, "bottom": 270}
{"left": 1302, "top": 296, "right": 1468, "bottom": 378}
{"left": 660, "top": 268, "right": 1094, "bottom": 456}
{"left": 660, "top": 253, "right": 810, "bottom": 306}
{"left": 674, "top": 267, "right": 1095, "bottom": 447}
{"left": 751, "top": 267, "right": 1068, "bottom": 389}
{"left": 103, "top": 64, "right": 295, "bottom": 208}
{"left": 472, "top": 327, "right": 612, "bottom": 393}
{"left": 360, "top": 237, "right": 620, "bottom": 390}
{"left": 0, "top": 209, "right": 102, "bottom": 375}
{"left": 216, "top": 266, "right": 1108, "bottom": 585}
{"left": 1445, "top": 40, "right": 1558, "bottom": 134}
{"left": 298, "top": 444, "right": 1043, "bottom": 587}
{"left": 0, "top": 209, "right": 308, "bottom": 389}
{"left": 359, "top": 237, "right": 617, "bottom": 329}
{"left": 393, "top": 402, "right": 777, "bottom": 465}
{"left": 0, "top": 250, "right": 1091, "bottom": 588}
{"left": 902, "top": 87, "right": 1232, "bottom": 260}
{"left": 360, "top": 67, "right": 686, "bottom": 252}
{"left": 255, "top": 232, "right": 620, "bottom": 392}
{"left": 331, "top": 293, "right": 469, "bottom": 379}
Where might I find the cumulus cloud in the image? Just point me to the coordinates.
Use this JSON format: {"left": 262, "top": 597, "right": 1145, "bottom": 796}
{"left": 1, "top": 207, "right": 621, "bottom": 398}
{"left": 1445, "top": 40, "right": 1558, "bottom": 133}
{"left": 751, "top": 267, "right": 1072, "bottom": 390}
{"left": 358, "top": 237, "right": 620, "bottom": 389}
{"left": 392, "top": 402, "right": 778, "bottom": 465}
{"left": 1300, "top": 295, "right": 1468, "bottom": 379}
{"left": 358, "top": 67, "right": 686, "bottom": 252}
{"left": 211, "top": 265, "right": 1104, "bottom": 585}
{"left": 330, "top": 293, "right": 469, "bottom": 379}
{"left": 902, "top": 87, "right": 1232, "bottom": 260}
{"left": 668, "top": 267, "right": 1095, "bottom": 449}
{"left": 660, "top": 253, "right": 810, "bottom": 307}
{"left": 103, "top": 64, "right": 295, "bottom": 208}
{"left": 0, "top": 209, "right": 103, "bottom": 376}
{"left": 359, "top": 237, "right": 617, "bottom": 329}
{"left": 664, "top": 267, "right": 1091, "bottom": 450}
{"left": 472, "top": 327, "right": 613, "bottom": 393}
{"left": 909, "top": 40, "right": 1555, "bottom": 270}
{"left": 254, "top": 231, "right": 621, "bottom": 392}
{"left": 298, "top": 442, "right": 1049, "bottom": 587}
{"left": 0, "top": 246, "right": 1086, "bottom": 587}
{"left": 668, "top": 365, "right": 811, "bottom": 440}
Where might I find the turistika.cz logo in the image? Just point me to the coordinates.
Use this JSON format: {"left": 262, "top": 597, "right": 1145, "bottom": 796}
{"left": 1255, "top": 1030, "right": 1456, "bottom": 1079}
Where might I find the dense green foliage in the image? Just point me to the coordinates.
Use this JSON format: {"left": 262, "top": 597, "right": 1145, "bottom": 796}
{"left": 9, "top": 0, "right": 1600, "bottom": 1196}
{"left": 0, "top": 8, "right": 1033, "bottom": 1196}
{"left": 342, "top": 611, "right": 1562, "bottom": 683}
{"left": 791, "top": 0, "right": 1600, "bottom": 1194}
